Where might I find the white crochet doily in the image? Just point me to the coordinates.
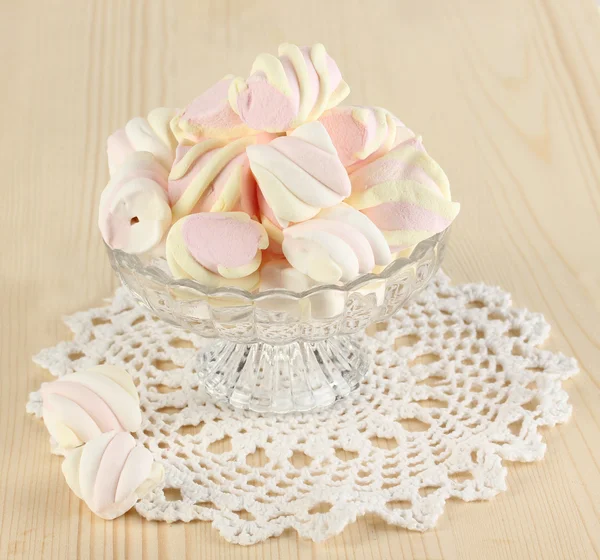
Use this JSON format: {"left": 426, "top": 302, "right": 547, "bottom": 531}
{"left": 27, "top": 272, "right": 578, "bottom": 545}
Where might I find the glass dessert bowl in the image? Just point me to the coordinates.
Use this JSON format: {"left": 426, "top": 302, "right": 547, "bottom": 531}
{"left": 107, "top": 228, "right": 449, "bottom": 413}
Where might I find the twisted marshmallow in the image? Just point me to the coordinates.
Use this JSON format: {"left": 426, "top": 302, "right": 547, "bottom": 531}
{"left": 98, "top": 152, "right": 171, "bottom": 255}
{"left": 169, "top": 134, "right": 275, "bottom": 221}
{"left": 247, "top": 121, "right": 351, "bottom": 228}
{"left": 173, "top": 76, "right": 258, "bottom": 140}
{"left": 347, "top": 139, "right": 460, "bottom": 251}
{"left": 282, "top": 203, "right": 391, "bottom": 283}
{"left": 62, "top": 431, "right": 164, "bottom": 520}
{"left": 169, "top": 143, "right": 255, "bottom": 219}
{"left": 107, "top": 108, "right": 178, "bottom": 175}
{"left": 166, "top": 212, "right": 268, "bottom": 290}
{"left": 41, "top": 365, "right": 141, "bottom": 449}
{"left": 319, "top": 105, "right": 415, "bottom": 171}
{"left": 229, "top": 43, "right": 349, "bottom": 132}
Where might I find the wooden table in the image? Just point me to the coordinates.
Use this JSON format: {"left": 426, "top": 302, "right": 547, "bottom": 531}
{"left": 2, "top": 0, "right": 599, "bottom": 558}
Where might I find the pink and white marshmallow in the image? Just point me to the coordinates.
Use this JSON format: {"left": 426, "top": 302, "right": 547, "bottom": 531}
{"left": 247, "top": 121, "right": 351, "bottom": 230}
{"left": 40, "top": 365, "right": 141, "bottom": 449}
{"left": 99, "top": 152, "right": 171, "bottom": 255}
{"left": 347, "top": 139, "right": 460, "bottom": 252}
{"left": 173, "top": 76, "right": 258, "bottom": 140}
{"left": 282, "top": 203, "right": 391, "bottom": 283}
{"left": 319, "top": 105, "right": 416, "bottom": 171}
{"left": 169, "top": 142, "right": 256, "bottom": 218}
{"left": 107, "top": 108, "right": 178, "bottom": 175}
{"left": 229, "top": 43, "right": 349, "bottom": 133}
{"left": 166, "top": 212, "right": 268, "bottom": 290}
{"left": 62, "top": 431, "right": 164, "bottom": 520}
{"left": 169, "top": 134, "right": 276, "bottom": 221}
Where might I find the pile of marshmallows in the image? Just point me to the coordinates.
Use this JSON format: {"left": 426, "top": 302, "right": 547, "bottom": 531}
{"left": 99, "top": 43, "right": 460, "bottom": 293}
{"left": 40, "top": 365, "right": 162, "bottom": 520}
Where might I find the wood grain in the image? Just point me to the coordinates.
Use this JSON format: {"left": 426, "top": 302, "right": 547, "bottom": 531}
{"left": 1, "top": 0, "right": 599, "bottom": 558}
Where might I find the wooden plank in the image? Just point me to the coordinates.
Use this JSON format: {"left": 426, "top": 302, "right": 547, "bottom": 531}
{"left": 0, "top": 0, "right": 599, "bottom": 558}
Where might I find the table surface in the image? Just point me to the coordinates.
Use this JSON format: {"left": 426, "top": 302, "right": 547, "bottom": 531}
{"left": 1, "top": 1, "right": 599, "bottom": 558}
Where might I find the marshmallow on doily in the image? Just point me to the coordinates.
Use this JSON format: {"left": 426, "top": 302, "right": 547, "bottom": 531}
{"left": 229, "top": 43, "right": 349, "bottom": 133}
{"left": 62, "top": 431, "right": 164, "bottom": 520}
{"left": 40, "top": 365, "right": 141, "bottom": 449}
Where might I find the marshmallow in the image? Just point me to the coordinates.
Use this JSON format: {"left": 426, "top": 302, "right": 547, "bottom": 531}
{"left": 259, "top": 259, "right": 345, "bottom": 319}
{"left": 169, "top": 134, "right": 276, "bottom": 221}
{"left": 259, "top": 258, "right": 316, "bottom": 292}
{"left": 282, "top": 204, "right": 391, "bottom": 284}
{"left": 318, "top": 203, "right": 392, "bottom": 266}
{"left": 319, "top": 106, "right": 416, "bottom": 171}
{"left": 247, "top": 121, "right": 351, "bottom": 227}
{"left": 166, "top": 212, "right": 268, "bottom": 290}
{"left": 107, "top": 108, "right": 178, "bottom": 175}
{"left": 258, "top": 188, "right": 285, "bottom": 255}
{"left": 173, "top": 76, "right": 258, "bottom": 140}
{"left": 98, "top": 152, "right": 171, "bottom": 255}
{"left": 40, "top": 365, "right": 141, "bottom": 449}
{"left": 347, "top": 139, "right": 460, "bottom": 251}
{"left": 229, "top": 43, "right": 349, "bottom": 132}
{"left": 62, "top": 431, "right": 164, "bottom": 520}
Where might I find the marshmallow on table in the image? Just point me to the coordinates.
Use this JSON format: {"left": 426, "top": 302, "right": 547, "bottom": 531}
{"left": 247, "top": 121, "right": 351, "bottom": 232}
{"left": 347, "top": 138, "right": 460, "bottom": 252}
{"left": 98, "top": 152, "right": 171, "bottom": 255}
{"left": 319, "top": 105, "right": 416, "bottom": 172}
{"left": 229, "top": 43, "right": 349, "bottom": 133}
{"left": 169, "top": 134, "right": 276, "bottom": 221}
{"left": 107, "top": 108, "right": 178, "bottom": 176}
{"left": 282, "top": 203, "right": 391, "bottom": 284}
{"left": 40, "top": 365, "right": 141, "bottom": 449}
{"left": 172, "top": 76, "right": 259, "bottom": 140}
{"left": 62, "top": 431, "right": 164, "bottom": 520}
{"left": 166, "top": 212, "right": 268, "bottom": 291}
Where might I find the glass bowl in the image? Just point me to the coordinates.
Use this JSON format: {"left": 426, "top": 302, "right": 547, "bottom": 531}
{"left": 106, "top": 227, "right": 450, "bottom": 413}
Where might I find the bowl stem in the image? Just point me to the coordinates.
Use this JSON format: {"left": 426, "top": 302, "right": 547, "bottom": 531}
{"left": 196, "top": 336, "right": 370, "bottom": 414}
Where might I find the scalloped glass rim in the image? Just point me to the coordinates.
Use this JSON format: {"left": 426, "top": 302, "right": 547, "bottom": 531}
{"left": 106, "top": 227, "right": 450, "bottom": 301}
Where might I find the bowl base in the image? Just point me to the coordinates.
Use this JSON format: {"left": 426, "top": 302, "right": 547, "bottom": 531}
{"left": 196, "top": 336, "right": 370, "bottom": 414}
